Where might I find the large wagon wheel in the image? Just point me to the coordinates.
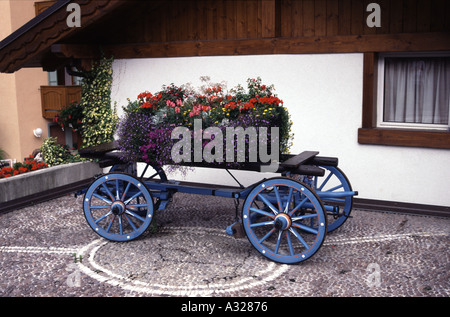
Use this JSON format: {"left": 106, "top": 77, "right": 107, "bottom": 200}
{"left": 242, "top": 178, "right": 327, "bottom": 264}
{"left": 291, "top": 166, "right": 353, "bottom": 232}
{"left": 110, "top": 162, "right": 168, "bottom": 183}
{"left": 83, "top": 173, "right": 154, "bottom": 242}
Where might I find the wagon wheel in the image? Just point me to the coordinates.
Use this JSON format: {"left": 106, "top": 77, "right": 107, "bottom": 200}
{"left": 110, "top": 162, "right": 168, "bottom": 182}
{"left": 138, "top": 162, "right": 168, "bottom": 182}
{"left": 83, "top": 173, "right": 154, "bottom": 242}
{"left": 242, "top": 178, "right": 327, "bottom": 264}
{"left": 290, "top": 166, "right": 353, "bottom": 232}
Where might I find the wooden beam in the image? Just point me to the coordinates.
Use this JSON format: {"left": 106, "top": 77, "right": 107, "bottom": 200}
{"left": 358, "top": 128, "right": 450, "bottom": 149}
{"left": 362, "top": 52, "right": 377, "bottom": 128}
{"left": 51, "top": 44, "right": 101, "bottom": 59}
{"left": 98, "top": 32, "right": 450, "bottom": 59}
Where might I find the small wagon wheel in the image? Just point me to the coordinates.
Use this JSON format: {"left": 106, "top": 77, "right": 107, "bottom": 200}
{"left": 242, "top": 178, "right": 327, "bottom": 264}
{"left": 290, "top": 166, "right": 353, "bottom": 232}
{"left": 83, "top": 173, "right": 154, "bottom": 242}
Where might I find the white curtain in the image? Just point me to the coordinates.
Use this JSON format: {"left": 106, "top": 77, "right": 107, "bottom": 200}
{"left": 383, "top": 57, "right": 450, "bottom": 125}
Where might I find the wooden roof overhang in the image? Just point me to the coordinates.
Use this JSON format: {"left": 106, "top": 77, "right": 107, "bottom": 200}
{"left": 0, "top": 0, "right": 128, "bottom": 73}
{"left": 1, "top": 0, "right": 449, "bottom": 74}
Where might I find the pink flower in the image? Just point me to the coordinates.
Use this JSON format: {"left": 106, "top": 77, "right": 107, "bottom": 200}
{"left": 176, "top": 99, "right": 183, "bottom": 106}
{"left": 174, "top": 107, "right": 180, "bottom": 113}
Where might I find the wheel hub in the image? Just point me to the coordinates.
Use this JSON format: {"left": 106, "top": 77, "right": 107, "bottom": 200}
{"left": 274, "top": 213, "right": 292, "bottom": 230}
{"left": 111, "top": 201, "right": 126, "bottom": 216}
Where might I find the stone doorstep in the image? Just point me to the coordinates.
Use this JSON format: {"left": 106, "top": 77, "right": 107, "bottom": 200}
{"left": 0, "top": 161, "right": 102, "bottom": 203}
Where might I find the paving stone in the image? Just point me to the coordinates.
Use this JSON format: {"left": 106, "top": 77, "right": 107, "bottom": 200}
{"left": 0, "top": 193, "right": 448, "bottom": 297}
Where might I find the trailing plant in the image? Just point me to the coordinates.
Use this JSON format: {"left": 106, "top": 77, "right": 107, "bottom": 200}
{"left": 0, "top": 148, "right": 6, "bottom": 161}
{"left": 40, "top": 137, "right": 84, "bottom": 167}
{"left": 53, "top": 101, "right": 84, "bottom": 132}
{"left": 79, "top": 56, "right": 118, "bottom": 148}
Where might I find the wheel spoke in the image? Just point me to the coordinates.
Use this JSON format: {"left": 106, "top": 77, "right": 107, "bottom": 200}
{"left": 258, "top": 228, "right": 276, "bottom": 244}
{"left": 249, "top": 207, "right": 275, "bottom": 219}
{"left": 291, "top": 222, "right": 319, "bottom": 235}
{"left": 273, "top": 186, "right": 282, "bottom": 213}
{"left": 257, "top": 193, "right": 279, "bottom": 215}
{"left": 325, "top": 184, "right": 344, "bottom": 192}
{"left": 274, "top": 230, "right": 283, "bottom": 254}
{"left": 94, "top": 210, "right": 112, "bottom": 224}
{"left": 289, "top": 227, "right": 310, "bottom": 249}
{"left": 101, "top": 183, "right": 115, "bottom": 202}
{"left": 121, "top": 182, "right": 131, "bottom": 201}
{"left": 124, "top": 191, "right": 143, "bottom": 205}
{"left": 115, "top": 179, "right": 120, "bottom": 200}
{"left": 317, "top": 172, "right": 333, "bottom": 191}
{"left": 284, "top": 187, "right": 294, "bottom": 213}
{"left": 288, "top": 197, "right": 308, "bottom": 216}
{"left": 285, "top": 231, "right": 294, "bottom": 256}
{"left": 90, "top": 205, "right": 110, "bottom": 210}
{"left": 291, "top": 214, "right": 318, "bottom": 222}
{"left": 106, "top": 215, "right": 116, "bottom": 233}
{"left": 250, "top": 220, "right": 275, "bottom": 228}
{"left": 124, "top": 214, "right": 138, "bottom": 231}
{"left": 125, "top": 209, "right": 146, "bottom": 222}
{"left": 93, "top": 193, "right": 112, "bottom": 205}
{"left": 127, "top": 203, "right": 148, "bottom": 209}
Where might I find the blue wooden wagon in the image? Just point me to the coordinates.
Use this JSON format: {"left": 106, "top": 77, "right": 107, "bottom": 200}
{"left": 79, "top": 142, "right": 357, "bottom": 264}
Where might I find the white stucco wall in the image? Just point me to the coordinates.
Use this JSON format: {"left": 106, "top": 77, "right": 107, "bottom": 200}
{"left": 111, "top": 54, "right": 450, "bottom": 207}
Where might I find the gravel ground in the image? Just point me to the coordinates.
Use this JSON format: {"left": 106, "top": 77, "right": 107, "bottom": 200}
{"left": 0, "top": 193, "right": 449, "bottom": 298}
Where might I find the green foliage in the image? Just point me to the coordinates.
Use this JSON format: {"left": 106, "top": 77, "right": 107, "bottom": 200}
{"left": 79, "top": 56, "right": 118, "bottom": 148}
{"left": 54, "top": 101, "right": 84, "bottom": 132}
{"left": 40, "top": 137, "right": 84, "bottom": 167}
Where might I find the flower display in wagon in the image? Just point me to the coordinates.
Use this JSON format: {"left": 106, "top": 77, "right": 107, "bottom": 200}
{"left": 117, "top": 77, "right": 293, "bottom": 170}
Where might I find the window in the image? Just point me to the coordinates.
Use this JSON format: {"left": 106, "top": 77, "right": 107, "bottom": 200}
{"left": 377, "top": 52, "right": 450, "bottom": 131}
{"left": 48, "top": 71, "right": 58, "bottom": 86}
{"left": 358, "top": 52, "right": 450, "bottom": 149}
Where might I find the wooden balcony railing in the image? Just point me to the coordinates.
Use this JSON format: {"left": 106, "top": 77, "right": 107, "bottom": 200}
{"left": 40, "top": 85, "right": 82, "bottom": 119}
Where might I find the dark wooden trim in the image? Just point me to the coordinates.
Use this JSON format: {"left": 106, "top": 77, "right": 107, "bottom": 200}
{"left": 94, "top": 32, "right": 450, "bottom": 59}
{"left": 0, "top": 0, "right": 127, "bottom": 73}
{"left": 362, "top": 52, "right": 377, "bottom": 128}
{"left": 358, "top": 128, "right": 450, "bottom": 149}
{"left": 274, "top": 0, "right": 282, "bottom": 38}
{"left": 354, "top": 198, "right": 450, "bottom": 218}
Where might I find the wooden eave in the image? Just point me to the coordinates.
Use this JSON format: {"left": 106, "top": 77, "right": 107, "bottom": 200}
{"left": 1, "top": 0, "right": 449, "bottom": 74}
{"left": 0, "top": 0, "right": 127, "bottom": 73}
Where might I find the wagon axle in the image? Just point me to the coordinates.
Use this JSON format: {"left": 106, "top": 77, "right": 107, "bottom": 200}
{"left": 111, "top": 201, "right": 125, "bottom": 216}
{"left": 274, "top": 213, "right": 292, "bottom": 231}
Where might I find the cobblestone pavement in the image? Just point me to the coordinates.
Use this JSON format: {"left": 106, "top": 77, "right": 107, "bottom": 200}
{"left": 0, "top": 193, "right": 449, "bottom": 297}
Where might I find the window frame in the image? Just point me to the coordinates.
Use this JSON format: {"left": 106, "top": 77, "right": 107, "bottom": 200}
{"left": 358, "top": 52, "right": 450, "bottom": 150}
{"left": 376, "top": 52, "right": 450, "bottom": 132}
